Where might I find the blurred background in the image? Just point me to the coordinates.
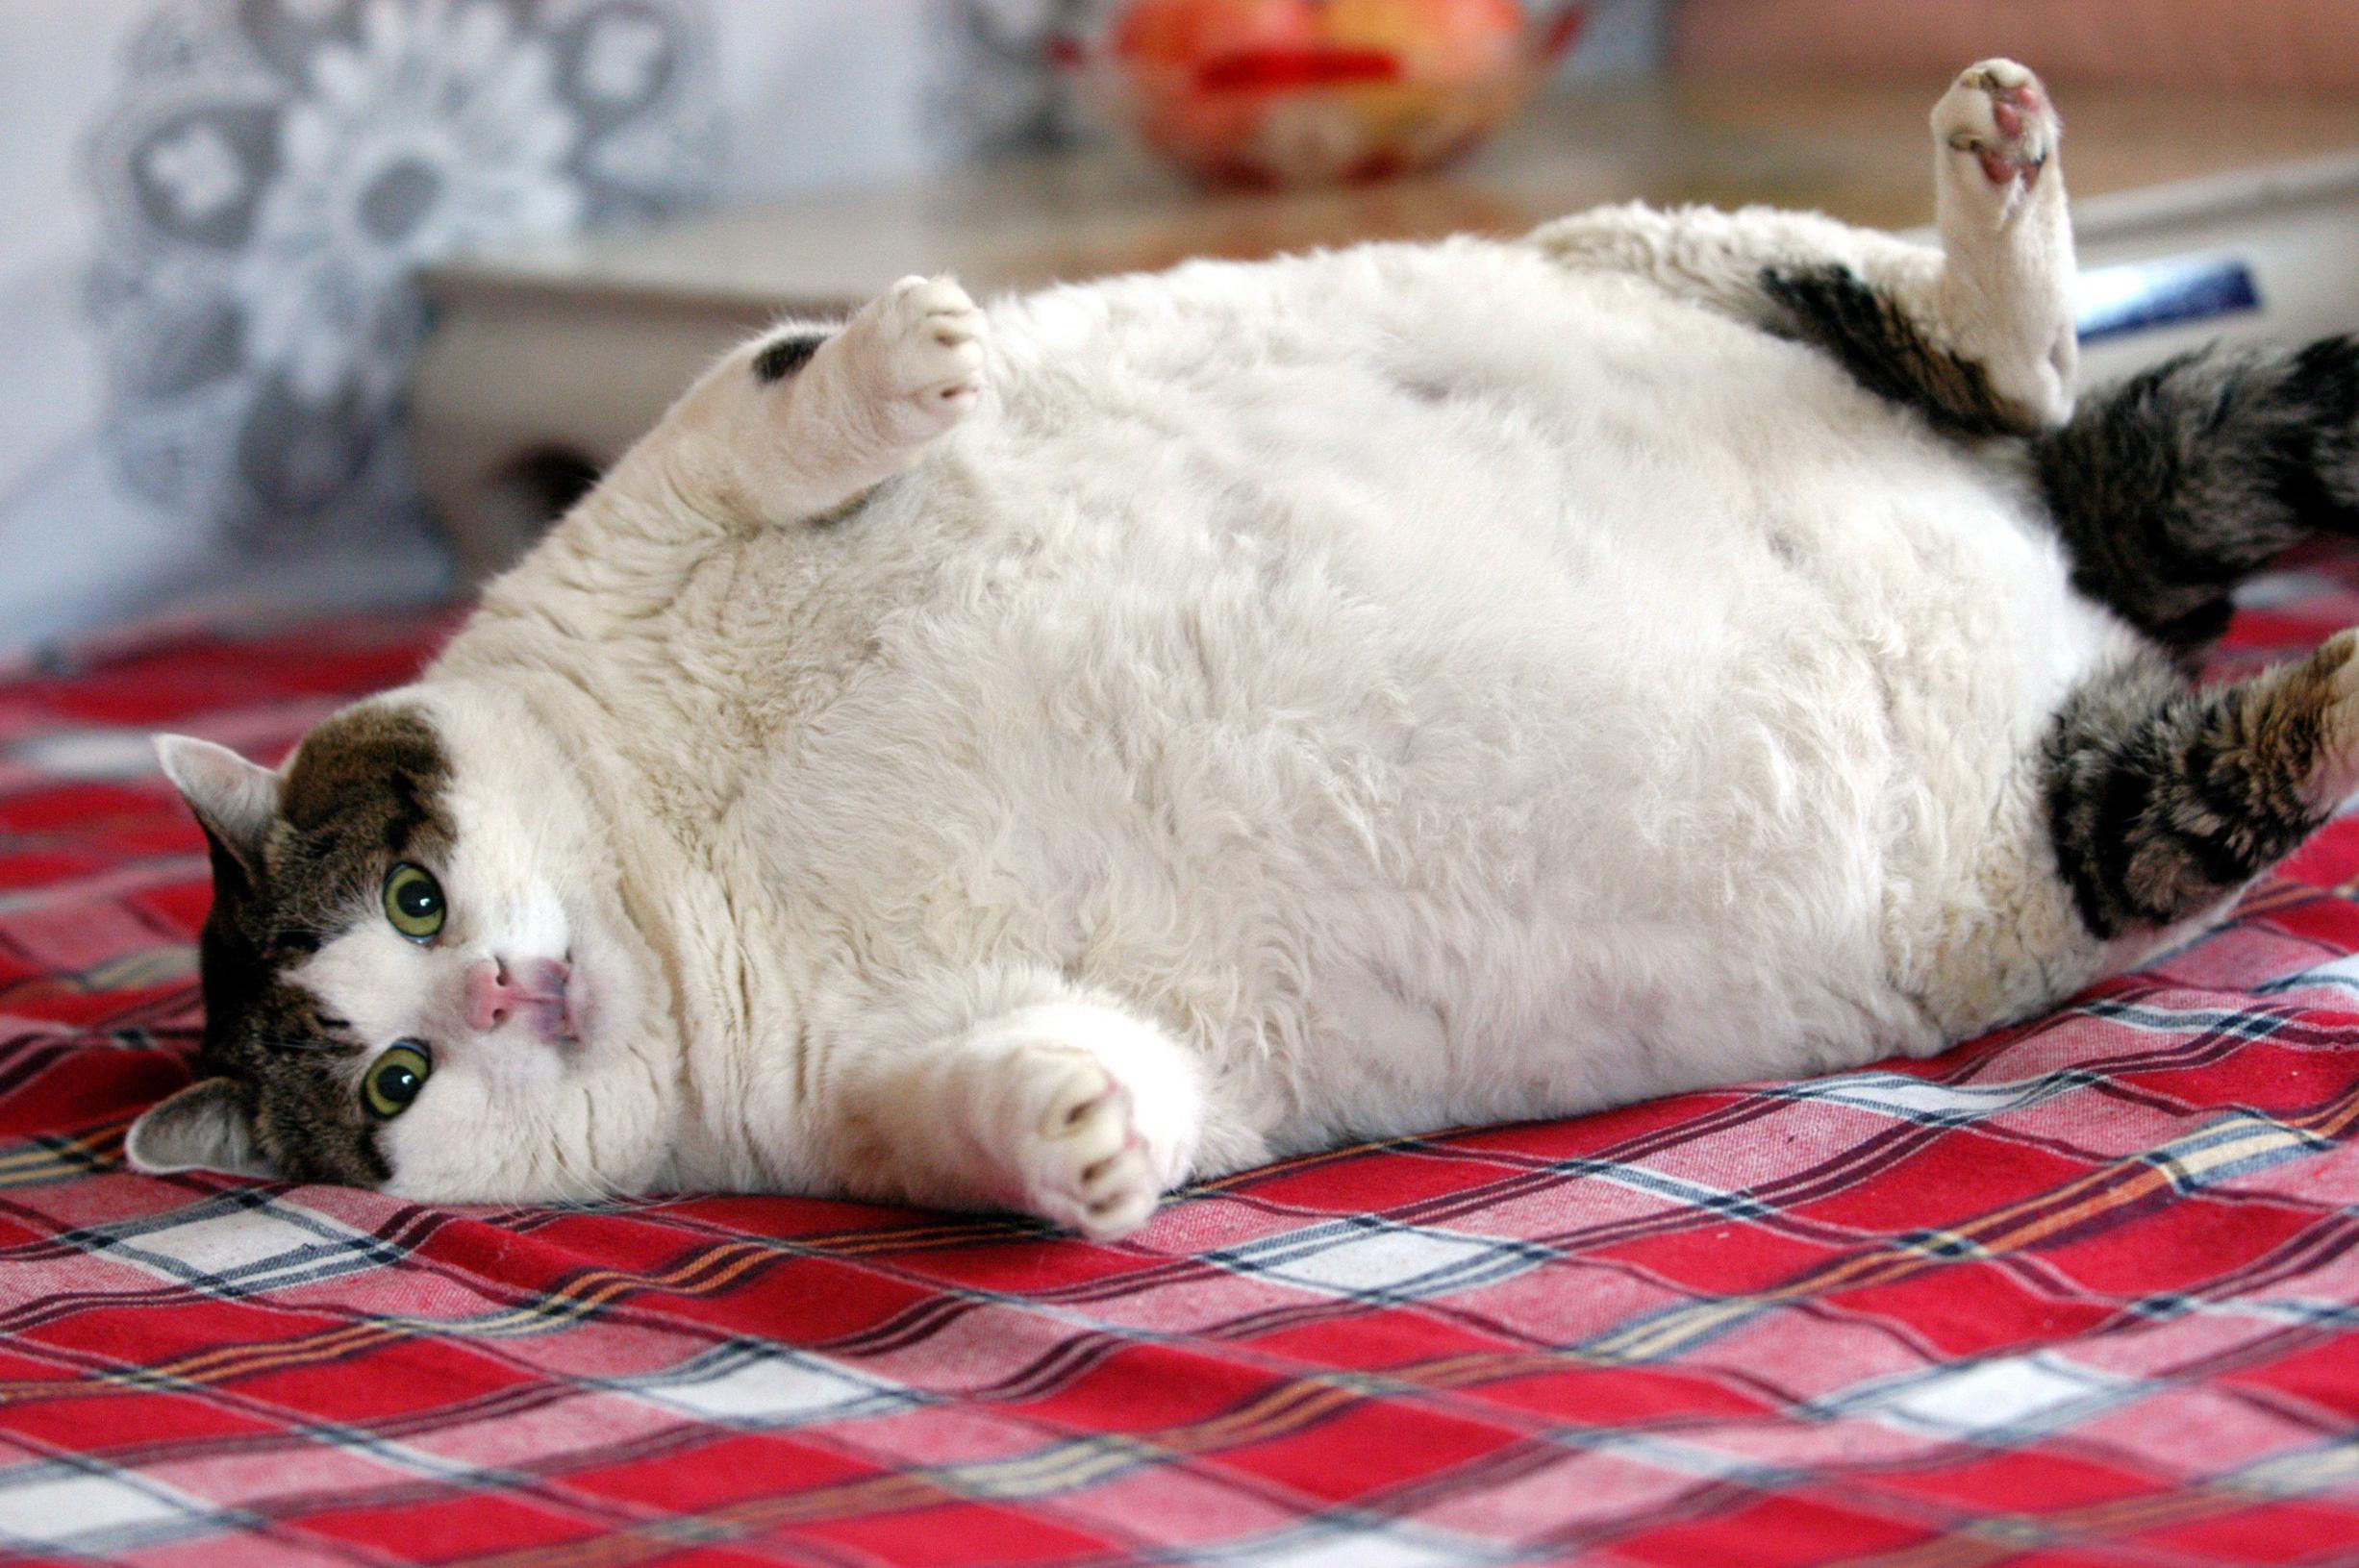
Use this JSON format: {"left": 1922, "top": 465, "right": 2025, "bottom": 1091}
{"left": 4, "top": 0, "right": 2356, "bottom": 660}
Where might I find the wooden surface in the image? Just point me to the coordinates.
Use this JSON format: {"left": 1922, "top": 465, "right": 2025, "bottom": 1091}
{"left": 430, "top": 77, "right": 2359, "bottom": 312}
{"left": 412, "top": 74, "right": 2359, "bottom": 578}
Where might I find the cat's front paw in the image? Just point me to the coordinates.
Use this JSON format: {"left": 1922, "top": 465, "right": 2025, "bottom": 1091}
{"left": 1933, "top": 59, "right": 2059, "bottom": 216}
{"left": 1000, "top": 1047, "right": 1165, "bottom": 1239}
{"left": 842, "top": 274, "right": 989, "bottom": 445}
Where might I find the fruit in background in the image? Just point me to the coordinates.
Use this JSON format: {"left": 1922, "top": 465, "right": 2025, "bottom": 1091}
{"left": 1321, "top": 0, "right": 1525, "bottom": 77}
{"left": 1112, "top": 0, "right": 1323, "bottom": 67}
{"left": 1092, "top": 0, "right": 1579, "bottom": 187}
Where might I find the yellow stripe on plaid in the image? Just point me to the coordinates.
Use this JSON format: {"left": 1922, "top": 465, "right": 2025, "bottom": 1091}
{"left": 0, "top": 1126, "right": 123, "bottom": 1188}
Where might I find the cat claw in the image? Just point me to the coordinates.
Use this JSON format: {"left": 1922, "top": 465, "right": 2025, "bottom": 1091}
{"left": 842, "top": 275, "right": 989, "bottom": 445}
{"left": 1935, "top": 58, "right": 2059, "bottom": 197}
{"left": 1004, "top": 1048, "right": 1163, "bottom": 1239}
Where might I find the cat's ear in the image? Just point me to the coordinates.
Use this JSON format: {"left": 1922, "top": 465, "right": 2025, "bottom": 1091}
{"left": 154, "top": 734, "right": 280, "bottom": 888}
{"left": 125, "top": 1078, "right": 275, "bottom": 1178}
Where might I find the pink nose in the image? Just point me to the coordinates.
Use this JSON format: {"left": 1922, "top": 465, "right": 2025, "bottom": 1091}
{"left": 464, "top": 957, "right": 572, "bottom": 1038}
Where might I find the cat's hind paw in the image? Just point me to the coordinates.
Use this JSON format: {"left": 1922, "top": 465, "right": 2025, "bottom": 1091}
{"left": 1925, "top": 58, "right": 2074, "bottom": 426}
{"left": 1934, "top": 60, "right": 2059, "bottom": 217}
{"left": 842, "top": 274, "right": 989, "bottom": 446}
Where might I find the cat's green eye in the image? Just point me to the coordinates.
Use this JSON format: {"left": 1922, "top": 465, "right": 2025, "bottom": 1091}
{"left": 363, "top": 1042, "right": 432, "bottom": 1119}
{"left": 383, "top": 862, "right": 445, "bottom": 942}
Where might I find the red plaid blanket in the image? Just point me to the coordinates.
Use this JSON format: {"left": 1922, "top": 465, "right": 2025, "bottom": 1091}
{"left": 6, "top": 575, "right": 2359, "bottom": 1568}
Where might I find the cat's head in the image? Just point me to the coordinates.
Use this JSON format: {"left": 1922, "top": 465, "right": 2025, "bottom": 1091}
{"left": 126, "top": 684, "right": 675, "bottom": 1200}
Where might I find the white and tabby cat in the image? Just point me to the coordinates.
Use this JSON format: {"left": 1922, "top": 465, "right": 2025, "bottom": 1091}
{"left": 129, "top": 64, "right": 2359, "bottom": 1236}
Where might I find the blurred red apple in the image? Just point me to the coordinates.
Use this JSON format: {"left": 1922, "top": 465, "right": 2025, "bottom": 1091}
{"left": 1093, "top": 0, "right": 1578, "bottom": 187}
{"left": 1113, "top": 0, "right": 1324, "bottom": 67}
{"left": 1320, "top": 0, "right": 1526, "bottom": 79}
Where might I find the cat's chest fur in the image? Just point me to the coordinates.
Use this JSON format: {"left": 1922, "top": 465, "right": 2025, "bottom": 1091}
{"left": 462, "top": 237, "right": 2136, "bottom": 1186}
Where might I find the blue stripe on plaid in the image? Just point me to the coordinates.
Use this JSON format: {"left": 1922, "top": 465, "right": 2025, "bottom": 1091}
{"left": 0, "top": 1457, "right": 253, "bottom": 1557}
{"left": 1819, "top": 1351, "right": 2134, "bottom": 1442}
{"left": 1197, "top": 1518, "right": 1507, "bottom": 1568}
{"left": 1208, "top": 1217, "right": 1555, "bottom": 1304}
{"left": 609, "top": 1337, "right": 923, "bottom": 1428}
{"left": 69, "top": 1187, "right": 416, "bottom": 1297}
{"left": 2070, "top": 995, "right": 2309, "bottom": 1041}
{"left": 1773, "top": 1067, "right": 2100, "bottom": 1126}
{"left": 2137, "top": 1108, "right": 2337, "bottom": 1194}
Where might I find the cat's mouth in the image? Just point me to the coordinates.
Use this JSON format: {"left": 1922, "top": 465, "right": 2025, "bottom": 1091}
{"left": 469, "top": 954, "right": 592, "bottom": 1051}
{"left": 534, "top": 957, "right": 594, "bottom": 1051}
{"left": 559, "top": 956, "right": 593, "bottom": 1046}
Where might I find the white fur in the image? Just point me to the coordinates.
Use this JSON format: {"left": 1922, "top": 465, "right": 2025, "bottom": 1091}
{"left": 150, "top": 63, "right": 2212, "bottom": 1235}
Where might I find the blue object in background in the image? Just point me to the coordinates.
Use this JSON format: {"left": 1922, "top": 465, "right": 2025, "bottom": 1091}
{"left": 2075, "top": 255, "right": 2263, "bottom": 343}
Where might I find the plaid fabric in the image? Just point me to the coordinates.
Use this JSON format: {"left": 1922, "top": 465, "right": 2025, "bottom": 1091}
{"left": 6, "top": 577, "right": 2359, "bottom": 1568}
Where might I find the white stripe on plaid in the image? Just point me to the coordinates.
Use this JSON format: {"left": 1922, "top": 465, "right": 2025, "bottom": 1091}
{"left": 1212, "top": 1218, "right": 1550, "bottom": 1303}
{"left": 613, "top": 1339, "right": 920, "bottom": 1428}
{"left": 1780, "top": 1068, "right": 2085, "bottom": 1123}
{"left": 90, "top": 1191, "right": 405, "bottom": 1296}
{"left": 1830, "top": 1351, "right": 2134, "bottom": 1441}
{"left": 1204, "top": 1517, "right": 1502, "bottom": 1568}
{"left": 0, "top": 1464, "right": 213, "bottom": 1552}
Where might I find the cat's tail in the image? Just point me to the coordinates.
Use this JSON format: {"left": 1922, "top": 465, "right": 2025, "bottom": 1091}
{"left": 2033, "top": 335, "right": 2359, "bottom": 657}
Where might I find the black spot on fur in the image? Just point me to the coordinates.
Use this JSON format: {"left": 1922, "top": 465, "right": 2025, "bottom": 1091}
{"left": 1758, "top": 263, "right": 2029, "bottom": 438}
{"left": 2043, "top": 639, "right": 2350, "bottom": 937}
{"left": 1755, "top": 261, "right": 2028, "bottom": 434}
{"left": 752, "top": 330, "right": 829, "bottom": 385}
{"left": 2035, "top": 336, "right": 2359, "bottom": 660}
{"left": 187, "top": 704, "right": 456, "bottom": 1184}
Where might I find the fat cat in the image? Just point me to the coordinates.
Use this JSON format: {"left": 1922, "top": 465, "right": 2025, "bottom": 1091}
{"left": 129, "top": 62, "right": 2359, "bottom": 1236}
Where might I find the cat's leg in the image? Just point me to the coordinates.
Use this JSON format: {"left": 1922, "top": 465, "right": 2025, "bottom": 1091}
{"left": 1844, "top": 58, "right": 2075, "bottom": 429}
{"left": 2037, "top": 336, "right": 2359, "bottom": 658}
{"left": 605, "top": 274, "right": 987, "bottom": 530}
{"left": 2045, "top": 633, "right": 2359, "bottom": 939}
{"left": 827, "top": 990, "right": 1206, "bottom": 1238}
{"left": 1529, "top": 59, "right": 2074, "bottom": 434}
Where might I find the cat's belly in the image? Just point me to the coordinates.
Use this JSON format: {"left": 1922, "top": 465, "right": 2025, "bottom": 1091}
{"left": 727, "top": 240, "right": 2138, "bottom": 1164}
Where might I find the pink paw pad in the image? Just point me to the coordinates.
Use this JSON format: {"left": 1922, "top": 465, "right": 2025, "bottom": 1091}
{"left": 1978, "top": 147, "right": 2038, "bottom": 187}
{"left": 1972, "top": 90, "right": 2048, "bottom": 186}
{"left": 1988, "top": 86, "right": 2047, "bottom": 182}
{"left": 1941, "top": 62, "right": 2055, "bottom": 193}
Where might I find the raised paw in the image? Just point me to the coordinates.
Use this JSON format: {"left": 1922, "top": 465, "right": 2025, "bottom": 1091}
{"left": 841, "top": 274, "right": 989, "bottom": 444}
{"left": 997, "top": 1047, "right": 1166, "bottom": 1239}
{"left": 1933, "top": 59, "right": 2059, "bottom": 209}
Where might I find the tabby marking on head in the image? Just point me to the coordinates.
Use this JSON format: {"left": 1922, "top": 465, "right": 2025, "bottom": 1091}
{"left": 137, "top": 707, "right": 455, "bottom": 1183}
